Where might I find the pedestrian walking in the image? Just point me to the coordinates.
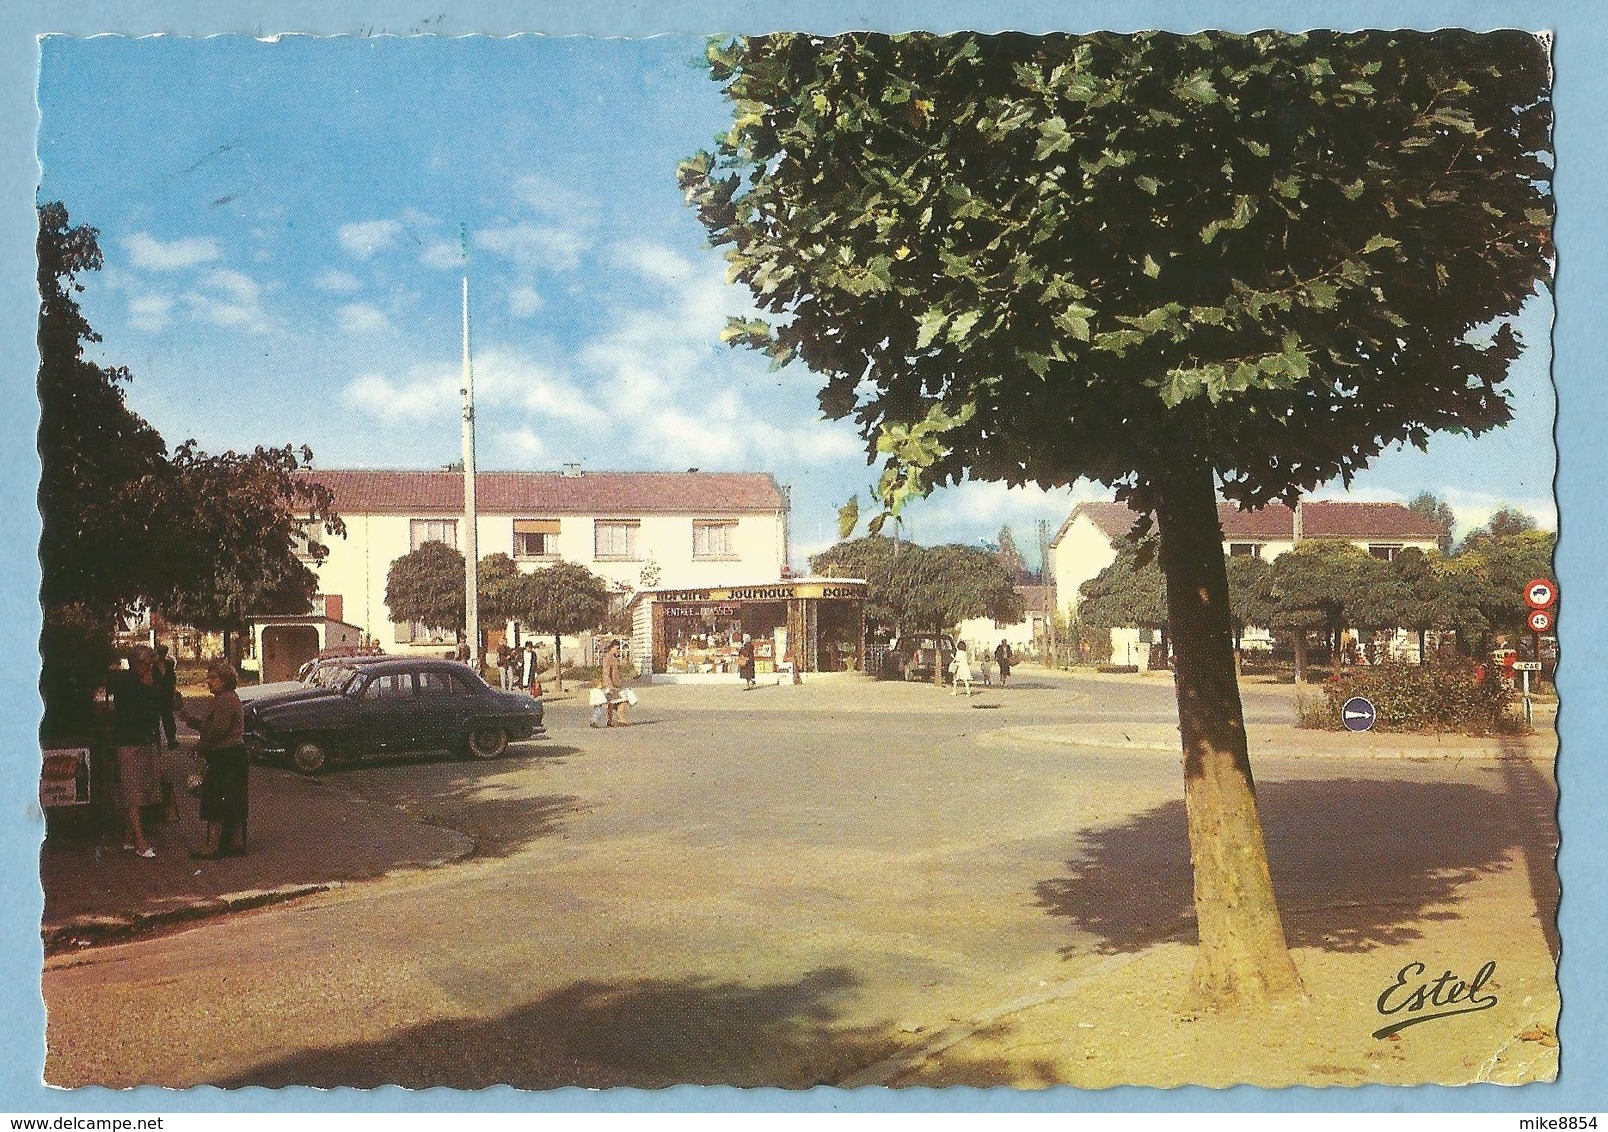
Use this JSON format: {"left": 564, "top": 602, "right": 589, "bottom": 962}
{"left": 601, "top": 639, "right": 626, "bottom": 727}
{"left": 522, "top": 641, "right": 538, "bottom": 689}
{"left": 950, "top": 640, "right": 974, "bottom": 696}
{"left": 154, "top": 644, "right": 178, "bottom": 749}
{"left": 108, "top": 645, "right": 163, "bottom": 858}
{"left": 176, "top": 659, "right": 248, "bottom": 859}
{"left": 995, "top": 639, "right": 1013, "bottom": 686}
{"left": 497, "top": 643, "right": 515, "bottom": 691}
{"left": 738, "top": 635, "right": 757, "bottom": 690}
{"left": 978, "top": 646, "right": 994, "bottom": 686}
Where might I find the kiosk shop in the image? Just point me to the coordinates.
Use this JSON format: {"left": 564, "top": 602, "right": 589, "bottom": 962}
{"left": 629, "top": 578, "right": 868, "bottom": 682}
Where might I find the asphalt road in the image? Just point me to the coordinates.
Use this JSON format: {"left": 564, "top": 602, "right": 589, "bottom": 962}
{"left": 41, "top": 670, "right": 1552, "bottom": 1089}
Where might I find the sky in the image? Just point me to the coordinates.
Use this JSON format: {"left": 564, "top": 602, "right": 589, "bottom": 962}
{"left": 36, "top": 33, "right": 1558, "bottom": 570}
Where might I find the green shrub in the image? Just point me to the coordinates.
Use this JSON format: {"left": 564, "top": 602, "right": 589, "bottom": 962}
{"left": 1097, "top": 664, "right": 1140, "bottom": 675}
{"left": 1316, "top": 661, "right": 1515, "bottom": 735}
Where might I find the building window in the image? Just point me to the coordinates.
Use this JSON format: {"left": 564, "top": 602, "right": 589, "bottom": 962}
{"left": 1368, "top": 543, "right": 1404, "bottom": 561}
{"left": 693, "top": 520, "right": 738, "bottom": 560}
{"left": 1228, "top": 543, "right": 1263, "bottom": 558}
{"left": 594, "top": 520, "right": 641, "bottom": 560}
{"left": 514, "top": 518, "right": 561, "bottom": 559}
{"left": 410, "top": 518, "right": 458, "bottom": 551}
{"left": 292, "top": 519, "right": 325, "bottom": 561}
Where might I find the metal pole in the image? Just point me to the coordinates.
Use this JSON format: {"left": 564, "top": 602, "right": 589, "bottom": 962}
{"left": 461, "top": 237, "right": 480, "bottom": 670}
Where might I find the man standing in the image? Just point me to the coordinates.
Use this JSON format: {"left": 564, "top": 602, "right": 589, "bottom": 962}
{"left": 109, "top": 646, "right": 163, "bottom": 857}
{"left": 154, "top": 644, "right": 178, "bottom": 749}
{"left": 602, "top": 639, "right": 626, "bottom": 727}
{"left": 995, "top": 639, "right": 1013, "bottom": 687}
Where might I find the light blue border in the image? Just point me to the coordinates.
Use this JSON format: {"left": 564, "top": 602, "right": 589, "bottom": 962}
{"left": 3, "top": 0, "right": 1602, "bottom": 1116}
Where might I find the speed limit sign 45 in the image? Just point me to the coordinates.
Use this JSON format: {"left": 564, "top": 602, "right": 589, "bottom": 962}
{"left": 1525, "top": 578, "right": 1557, "bottom": 609}
{"left": 1528, "top": 609, "right": 1554, "bottom": 634}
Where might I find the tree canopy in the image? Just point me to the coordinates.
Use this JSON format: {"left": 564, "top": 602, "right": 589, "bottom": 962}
{"left": 681, "top": 30, "right": 1551, "bottom": 517}
{"left": 1406, "top": 492, "right": 1457, "bottom": 554}
{"left": 812, "top": 535, "right": 1023, "bottom": 631}
{"left": 385, "top": 541, "right": 468, "bottom": 635}
{"left": 1077, "top": 544, "right": 1167, "bottom": 630}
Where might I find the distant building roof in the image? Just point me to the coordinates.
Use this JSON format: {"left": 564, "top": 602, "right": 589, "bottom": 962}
{"left": 1050, "top": 498, "right": 1444, "bottom": 546}
{"left": 301, "top": 469, "right": 786, "bottom": 515}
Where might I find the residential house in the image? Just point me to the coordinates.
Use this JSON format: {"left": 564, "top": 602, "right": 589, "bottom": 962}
{"left": 268, "top": 468, "right": 790, "bottom": 669}
{"left": 1048, "top": 499, "right": 1444, "bottom": 667}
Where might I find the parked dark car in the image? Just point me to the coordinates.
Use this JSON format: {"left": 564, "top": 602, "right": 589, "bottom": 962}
{"left": 878, "top": 634, "right": 956, "bottom": 682}
{"left": 244, "top": 657, "right": 545, "bottom": 773}
{"left": 238, "top": 653, "right": 390, "bottom": 706}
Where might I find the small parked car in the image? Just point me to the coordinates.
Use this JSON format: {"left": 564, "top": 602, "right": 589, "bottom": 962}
{"left": 244, "top": 657, "right": 545, "bottom": 773}
{"left": 879, "top": 634, "right": 956, "bottom": 682}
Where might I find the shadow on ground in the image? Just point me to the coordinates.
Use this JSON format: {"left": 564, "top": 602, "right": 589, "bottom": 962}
{"left": 1036, "top": 775, "right": 1553, "bottom": 955}
{"left": 330, "top": 750, "right": 585, "bottom": 858}
{"left": 217, "top": 966, "right": 908, "bottom": 1090}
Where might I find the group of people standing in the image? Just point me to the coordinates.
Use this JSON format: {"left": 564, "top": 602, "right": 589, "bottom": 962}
{"left": 495, "top": 641, "right": 545, "bottom": 692}
{"left": 949, "top": 638, "right": 1014, "bottom": 696}
{"left": 106, "top": 644, "right": 250, "bottom": 860}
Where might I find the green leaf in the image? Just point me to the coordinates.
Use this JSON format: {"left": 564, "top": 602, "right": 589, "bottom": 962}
{"left": 1361, "top": 234, "right": 1401, "bottom": 255}
{"left": 1307, "top": 281, "right": 1339, "bottom": 309}
{"left": 1034, "top": 116, "right": 1073, "bottom": 161}
{"left": 946, "top": 310, "right": 982, "bottom": 343}
{"left": 1135, "top": 175, "right": 1160, "bottom": 196}
{"left": 915, "top": 308, "right": 950, "bottom": 349}
{"left": 1143, "top": 254, "right": 1161, "bottom": 278}
{"left": 1175, "top": 71, "right": 1220, "bottom": 105}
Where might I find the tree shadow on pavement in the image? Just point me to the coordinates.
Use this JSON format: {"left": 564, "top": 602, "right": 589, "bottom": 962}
{"left": 331, "top": 757, "right": 585, "bottom": 859}
{"left": 1491, "top": 741, "right": 1560, "bottom": 960}
{"left": 1035, "top": 777, "right": 1529, "bottom": 955}
{"left": 217, "top": 966, "right": 908, "bottom": 1090}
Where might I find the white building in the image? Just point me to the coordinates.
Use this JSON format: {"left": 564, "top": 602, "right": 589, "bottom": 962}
{"left": 1048, "top": 499, "right": 1444, "bottom": 667}
{"left": 277, "top": 468, "right": 790, "bottom": 660}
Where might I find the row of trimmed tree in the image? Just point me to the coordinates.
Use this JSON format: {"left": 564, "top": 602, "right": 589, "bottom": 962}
{"left": 809, "top": 535, "right": 1023, "bottom": 635}
{"left": 1076, "top": 513, "right": 1554, "bottom": 671}
{"left": 383, "top": 542, "right": 617, "bottom": 687}
{"left": 39, "top": 203, "right": 343, "bottom": 737}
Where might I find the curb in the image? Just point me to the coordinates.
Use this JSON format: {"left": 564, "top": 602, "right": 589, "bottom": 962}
{"left": 44, "top": 883, "right": 334, "bottom": 957}
{"left": 989, "top": 725, "right": 1555, "bottom": 761}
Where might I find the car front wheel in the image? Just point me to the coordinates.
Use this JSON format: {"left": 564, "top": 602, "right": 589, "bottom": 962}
{"left": 466, "top": 724, "right": 509, "bottom": 760}
{"left": 291, "top": 739, "right": 328, "bottom": 774}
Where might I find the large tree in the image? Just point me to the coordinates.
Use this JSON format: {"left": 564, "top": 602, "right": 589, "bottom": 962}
{"left": 160, "top": 443, "right": 343, "bottom": 658}
{"left": 682, "top": 30, "right": 1551, "bottom": 1005}
{"left": 37, "top": 201, "right": 173, "bottom": 619}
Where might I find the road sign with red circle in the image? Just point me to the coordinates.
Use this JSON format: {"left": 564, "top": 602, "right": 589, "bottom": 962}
{"left": 1528, "top": 609, "right": 1554, "bottom": 633}
{"left": 1524, "top": 578, "right": 1557, "bottom": 609}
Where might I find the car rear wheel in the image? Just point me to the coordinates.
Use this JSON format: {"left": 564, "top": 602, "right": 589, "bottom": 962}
{"left": 466, "top": 725, "right": 509, "bottom": 760}
{"left": 291, "top": 739, "right": 328, "bottom": 774}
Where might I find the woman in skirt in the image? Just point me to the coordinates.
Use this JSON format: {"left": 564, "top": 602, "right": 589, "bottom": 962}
{"left": 176, "top": 659, "right": 248, "bottom": 859}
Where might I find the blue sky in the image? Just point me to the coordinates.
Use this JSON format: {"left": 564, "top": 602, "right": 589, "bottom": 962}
{"left": 37, "top": 33, "right": 1557, "bottom": 568}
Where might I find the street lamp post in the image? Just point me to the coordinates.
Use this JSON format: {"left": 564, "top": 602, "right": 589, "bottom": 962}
{"left": 461, "top": 237, "right": 479, "bottom": 670}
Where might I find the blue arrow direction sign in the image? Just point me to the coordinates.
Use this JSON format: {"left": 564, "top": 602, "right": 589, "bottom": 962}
{"left": 1342, "top": 696, "right": 1377, "bottom": 732}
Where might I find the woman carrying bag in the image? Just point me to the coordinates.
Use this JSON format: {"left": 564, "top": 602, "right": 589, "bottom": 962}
{"left": 176, "top": 659, "right": 249, "bottom": 859}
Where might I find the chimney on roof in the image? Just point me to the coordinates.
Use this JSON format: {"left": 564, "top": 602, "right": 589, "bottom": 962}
{"left": 561, "top": 462, "right": 583, "bottom": 478}
{"left": 687, "top": 467, "right": 699, "bottom": 473}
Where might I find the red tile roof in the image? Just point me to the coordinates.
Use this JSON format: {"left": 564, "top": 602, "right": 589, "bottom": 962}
{"left": 301, "top": 469, "right": 786, "bottom": 515}
{"left": 1056, "top": 498, "right": 1443, "bottom": 544}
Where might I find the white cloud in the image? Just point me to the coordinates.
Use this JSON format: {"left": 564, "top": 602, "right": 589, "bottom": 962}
{"left": 421, "top": 240, "right": 461, "bottom": 270}
{"left": 512, "top": 174, "right": 597, "bottom": 226}
{"left": 904, "top": 480, "right": 1088, "bottom": 551}
{"left": 474, "top": 221, "right": 587, "bottom": 272}
{"left": 126, "top": 293, "right": 173, "bottom": 332}
{"left": 340, "top": 368, "right": 457, "bottom": 422}
{"left": 508, "top": 284, "right": 543, "bottom": 318}
{"left": 314, "top": 269, "right": 363, "bottom": 293}
{"left": 122, "top": 232, "right": 220, "bottom": 271}
{"left": 338, "top": 219, "right": 403, "bottom": 259}
{"left": 183, "top": 268, "right": 269, "bottom": 332}
{"left": 336, "top": 302, "right": 394, "bottom": 335}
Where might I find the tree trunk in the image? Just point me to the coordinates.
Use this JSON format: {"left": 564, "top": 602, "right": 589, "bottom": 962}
{"left": 553, "top": 632, "right": 563, "bottom": 693}
{"left": 1418, "top": 629, "right": 1428, "bottom": 666}
{"left": 1293, "top": 631, "right": 1306, "bottom": 685}
{"left": 1155, "top": 464, "right": 1303, "bottom": 1008}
